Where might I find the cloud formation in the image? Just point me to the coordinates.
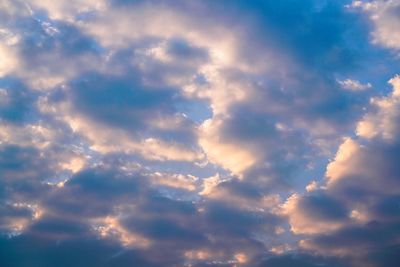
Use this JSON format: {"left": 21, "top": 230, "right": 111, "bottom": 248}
{"left": 284, "top": 76, "right": 400, "bottom": 267}
{"left": 1, "top": 0, "right": 400, "bottom": 266}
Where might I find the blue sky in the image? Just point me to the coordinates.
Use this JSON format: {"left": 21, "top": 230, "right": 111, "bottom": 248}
{"left": 1, "top": 0, "right": 400, "bottom": 266}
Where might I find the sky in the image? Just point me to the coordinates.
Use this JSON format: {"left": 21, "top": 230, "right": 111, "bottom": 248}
{"left": 0, "top": 0, "right": 400, "bottom": 266}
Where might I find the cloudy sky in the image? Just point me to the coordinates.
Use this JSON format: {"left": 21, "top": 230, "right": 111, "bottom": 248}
{"left": 1, "top": 0, "right": 400, "bottom": 266}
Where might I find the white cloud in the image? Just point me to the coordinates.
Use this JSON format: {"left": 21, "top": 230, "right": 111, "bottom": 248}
{"left": 356, "top": 75, "right": 400, "bottom": 141}
{"left": 325, "top": 137, "right": 361, "bottom": 184}
{"left": 0, "top": 43, "right": 18, "bottom": 77}
{"left": 27, "top": 0, "right": 106, "bottom": 22}
{"left": 64, "top": 115, "right": 202, "bottom": 162}
{"left": 199, "top": 173, "right": 222, "bottom": 196}
{"left": 282, "top": 194, "right": 346, "bottom": 235}
{"left": 91, "top": 216, "right": 150, "bottom": 248}
{"left": 150, "top": 172, "right": 198, "bottom": 192}
{"left": 199, "top": 118, "right": 256, "bottom": 176}
{"left": 352, "top": 0, "right": 400, "bottom": 53}
{"left": 338, "top": 78, "right": 372, "bottom": 91}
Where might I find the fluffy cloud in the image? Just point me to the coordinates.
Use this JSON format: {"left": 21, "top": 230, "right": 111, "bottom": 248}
{"left": 284, "top": 75, "right": 400, "bottom": 266}
{"left": 351, "top": 0, "right": 400, "bottom": 53}
{"left": 1, "top": 1, "right": 400, "bottom": 266}
{"left": 0, "top": 43, "right": 18, "bottom": 77}
{"left": 0, "top": 160, "right": 285, "bottom": 266}
{"left": 356, "top": 75, "right": 400, "bottom": 140}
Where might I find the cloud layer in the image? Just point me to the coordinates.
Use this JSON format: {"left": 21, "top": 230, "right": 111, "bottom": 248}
{"left": 1, "top": 0, "right": 400, "bottom": 266}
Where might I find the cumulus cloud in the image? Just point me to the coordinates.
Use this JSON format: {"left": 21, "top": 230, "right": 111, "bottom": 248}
{"left": 283, "top": 74, "right": 400, "bottom": 266}
{"left": 1, "top": 0, "right": 400, "bottom": 266}
{"left": 283, "top": 193, "right": 348, "bottom": 235}
{"left": 351, "top": 0, "right": 400, "bottom": 54}
{"left": 356, "top": 75, "right": 400, "bottom": 140}
{"left": 0, "top": 160, "right": 285, "bottom": 266}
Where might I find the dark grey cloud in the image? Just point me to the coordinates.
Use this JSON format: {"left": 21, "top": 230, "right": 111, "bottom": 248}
{"left": 43, "top": 168, "right": 144, "bottom": 218}
{"left": 0, "top": 159, "right": 284, "bottom": 266}
{"left": 0, "top": 79, "right": 36, "bottom": 124}
{"left": 297, "top": 193, "right": 348, "bottom": 221}
{"left": 68, "top": 72, "right": 183, "bottom": 135}
{"left": 0, "top": 234, "right": 156, "bottom": 267}
{"left": 301, "top": 221, "right": 400, "bottom": 267}
{"left": 0, "top": 145, "right": 53, "bottom": 201}
{"left": 256, "top": 253, "right": 349, "bottom": 267}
